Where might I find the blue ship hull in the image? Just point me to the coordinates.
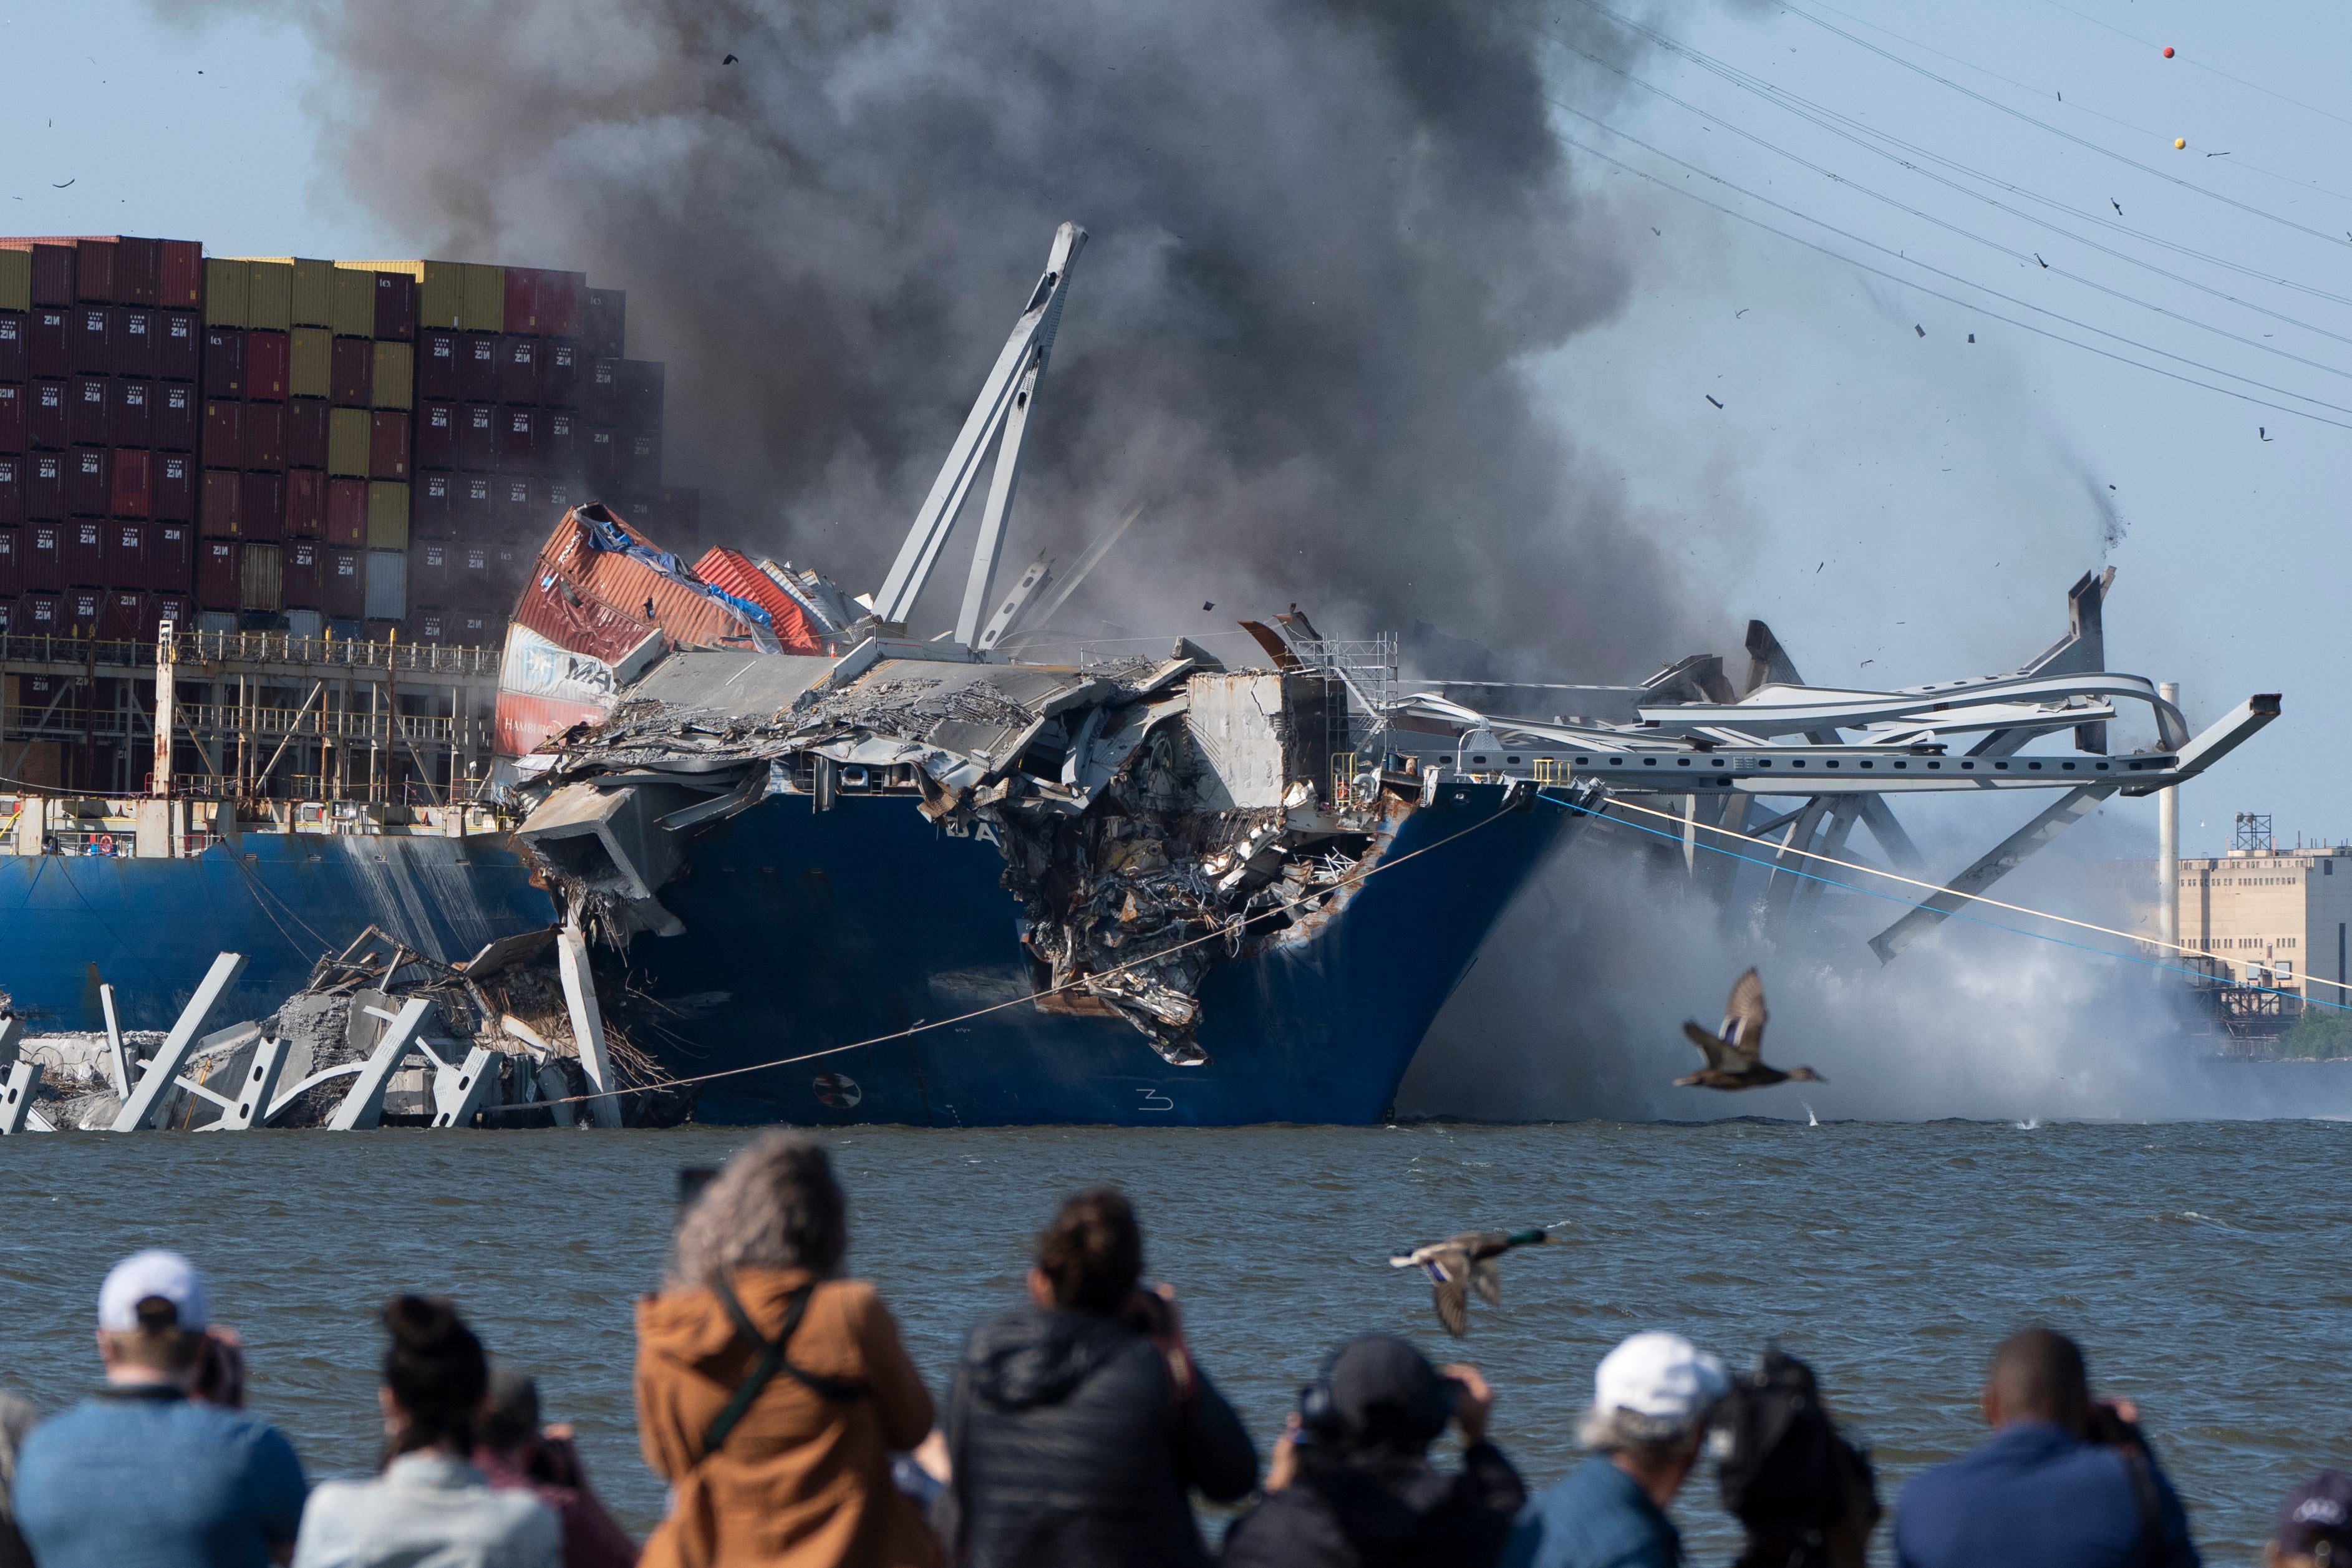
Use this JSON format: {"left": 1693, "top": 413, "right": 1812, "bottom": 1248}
{"left": 622, "top": 780, "right": 1582, "bottom": 1126}
{"left": 0, "top": 835, "right": 556, "bottom": 1030}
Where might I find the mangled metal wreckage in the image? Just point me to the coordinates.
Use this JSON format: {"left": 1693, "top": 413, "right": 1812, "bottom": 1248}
{"left": 500, "top": 223, "right": 2277, "bottom": 1126}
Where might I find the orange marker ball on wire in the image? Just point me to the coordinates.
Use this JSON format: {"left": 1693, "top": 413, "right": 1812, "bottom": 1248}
{"left": 2174, "top": 137, "right": 2187, "bottom": 149}
{"left": 2162, "top": 45, "right": 2175, "bottom": 57}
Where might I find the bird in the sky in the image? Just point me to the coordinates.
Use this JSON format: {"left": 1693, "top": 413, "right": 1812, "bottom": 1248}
{"left": 1388, "top": 1229, "right": 1551, "bottom": 1337}
{"left": 1677, "top": 969, "right": 1825, "bottom": 1091}
{"left": 2111, "top": 198, "right": 2122, "bottom": 215}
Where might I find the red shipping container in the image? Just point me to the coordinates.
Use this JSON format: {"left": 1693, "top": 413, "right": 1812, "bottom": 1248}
{"left": 99, "top": 588, "right": 143, "bottom": 641}
{"left": 24, "top": 521, "right": 61, "bottom": 588}
{"left": 538, "top": 271, "right": 585, "bottom": 340}
{"left": 460, "top": 333, "right": 499, "bottom": 401}
{"left": 418, "top": 329, "right": 459, "bottom": 400}
{"left": 114, "top": 238, "right": 160, "bottom": 307}
{"left": 285, "top": 468, "right": 324, "bottom": 537}
{"left": 196, "top": 537, "right": 237, "bottom": 609}
{"left": 27, "top": 309, "right": 68, "bottom": 379}
{"left": 457, "top": 473, "right": 493, "bottom": 533}
{"left": 329, "top": 335, "right": 372, "bottom": 405}
{"left": 153, "top": 455, "right": 194, "bottom": 524}
{"left": 69, "top": 375, "right": 109, "bottom": 447}
{"left": 62, "top": 516, "right": 104, "bottom": 581}
{"left": 21, "top": 590, "right": 59, "bottom": 634}
{"left": 497, "top": 477, "right": 540, "bottom": 536}
{"left": 202, "top": 327, "right": 244, "bottom": 397}
{"left": 540, "top": 506, "right": 758, "bottom": 650}
{"left": 152, "top": 520, "right": 193, "bottom": 586}
{"left": 500, "top": 407, "right": 539, "bottom": 473}
{"left": 202, "top": 399, "right": 243, "bottom": 463}
{"left": 0, "top": 312, "right": 23, "bottom": 382}
{"left": 0, "top": 595, "right": 12, "bottom": 635}
{"left": 65, "top": 450, "right": 108, "bottom": 520}
{"left": 73, "top": 241, "right": 116, "bottom": 304}
{"left": 112, "top": 378, "right": 151, "bottom": 448}
{"left": 456, "top": 607, "right": 496, "bottom": 645}
{"left": 283, "top": 538, "right": 323, "bottom": 606}
{"left": 543, "top": 410, "right": 578, "bottom": 476}
{"left": 67, "top": 586, "right": 101, "bottom": 639}
{"left": 451, "top": 541, "right": 491, "bottom": 607}
{"left": 155, "top": 382, "right": 196, "bottom": 451}
{"left": 29, "top": 380, "right": 65, "bottom": 450}
{"left": 416, "top": 400, "right": 455, "bottom": 469}
{"left": 503, "top": 268, "right": 543, "bottom": 334}
{"left": 0, "top": 526, "right": 16, "bottom": 593}
{"left": 325, "top": 547, "right": 365, "bottom": 617}
{"left": 494, "top": 690, "right": 606, "bottom": 756}
{"left": 200, "top": 469, "right": 241, "bottom": 537}
{"left": 540, "top": 342, "right": 578, "bottom": 409}
{"left": 0, "top": 459, "right": 18, "bottom": 526}
{"left": 285, "top": 398, "right": 326, "bottom": 468}
{"left": 458, "top": 403, "right": 496, "bottom": 470}
{"left": 511, "top": 563, "right": 652, "bottom": 666}
{"left": 415, "top": 471, "right": 453, "bottom": 537}
{"left": 104, "top": 520, "right": 146, "bottom": 586}
{"left": 367, "top": 411, "right": 409, "bottom": 480}
{"left": 158, "top": 311, "right": 198, "bottom": 380}
{"left": 585, "top": 357, "right": 619, "bottom": 422}
{"left": 0, "top": 384, "right": 21, "bottom": 453}
{"left": 621, "top": 429, "right": 662, "bottom": 489}
{"left": 243, "top": 400, "right": 286, "bottom": 469}
{"left": 695, "top": 546, "right": 823, "bottom": 651}
{"left": 112, "top": 307, "right": 157, "bottom": 379}
{"left": 70, "top": 306, "right": 110, "bottom": 375}
{"left": 415, "top": 539, "right": 450, "bottom": 603}
{"left": 411, "top": 605, "right": 447, "bottom": 643}
{"left": 26, "top": 454, "right": 62, "bottom": 521}
{"left": 159, "top": 241, "right": 202, "bottom": 309}
{"left": 544, "top": 478, "right": 574, "bottom": 516}
{"left": 27, "top": 245, "right": 74, "bottom": 308}
{"left": 326, "top": 477, "right": 367, "bottom": 546}
{"left": 110, "top": 453, "right": 150, "bottom": 522}
{"left": 500, "top": 336, "right": 540, "bottom": 405}
{"left": 246, "top": 329, "right": 289, "bottom": 400}
{"left": 583, "top": 289, "right": 624, "bottom": 357}
{"left": 373, "top": 271, "right": 417, "bottom": 341}
{"left": 584, "top": 425, "right": 616, "bottom": 486}
{"left": 241, "top": 470, "right": 284, "bottom": 541}
{"left": 145, "top": 591, "right": 191, "bottom": 640}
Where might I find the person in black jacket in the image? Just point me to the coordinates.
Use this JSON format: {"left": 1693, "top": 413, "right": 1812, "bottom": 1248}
{"left": 1221, "top": 1333, "right": 1526, "bottom": 1568}
{"left": 942, "top": 1186, "right": 1259, "bottom": 1567}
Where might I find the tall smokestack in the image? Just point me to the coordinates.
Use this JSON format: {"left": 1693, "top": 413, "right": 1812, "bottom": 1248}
{"left": 2158, "top": 679, "right": 2180, "bottom": 959}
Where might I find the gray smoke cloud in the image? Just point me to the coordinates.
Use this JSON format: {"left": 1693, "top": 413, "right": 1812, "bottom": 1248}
{"left": 238, "top": 0, "right": 1718, "bottom": 677}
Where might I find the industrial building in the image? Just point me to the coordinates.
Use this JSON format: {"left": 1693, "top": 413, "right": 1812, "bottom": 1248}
{"left": 2175, "top": 814, "right": 2352, "bottom": 999}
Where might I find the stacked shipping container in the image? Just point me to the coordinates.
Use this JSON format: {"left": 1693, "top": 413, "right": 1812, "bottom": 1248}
{"left": 0, "top": 236, "right": 693, "bottom": 646}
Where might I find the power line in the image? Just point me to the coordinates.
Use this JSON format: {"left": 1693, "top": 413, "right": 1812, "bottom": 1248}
{"left": 1552, "top": 113, "right": 2352, "bottom": 432}
{"left": 1772, "top": 0, "right": 2352, "bottom": 251}
{"left": 2035, "top": 0, "right": 2352, "bottom": 137}
{"left": 1549, "top": 35, "right": 2352, "bottom": 387}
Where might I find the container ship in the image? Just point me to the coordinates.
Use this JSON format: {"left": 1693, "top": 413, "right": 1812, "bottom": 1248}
{"left": 0, "top": 224, "right": 2278, "bottom": 1125}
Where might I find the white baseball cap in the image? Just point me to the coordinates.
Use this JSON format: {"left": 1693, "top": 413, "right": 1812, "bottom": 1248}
{"left": 97, "top": 1249, "right": 209, "bottom": 1333}
{"left": 1594, "top": 1331, "right": 1727, "bottom": 1421}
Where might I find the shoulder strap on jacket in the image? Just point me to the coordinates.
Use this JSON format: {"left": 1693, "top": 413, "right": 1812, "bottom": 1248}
{"left": 2119, "top": 1443, "right": 2167, "bottom": 1568}
{"left": 700, "top": 1274, "right": 867, "bottom": 1455}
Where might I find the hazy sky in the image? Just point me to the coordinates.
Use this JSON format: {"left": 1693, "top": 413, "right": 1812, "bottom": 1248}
{"left": 0, "top": 0, "right": 2338, "bottom": 857}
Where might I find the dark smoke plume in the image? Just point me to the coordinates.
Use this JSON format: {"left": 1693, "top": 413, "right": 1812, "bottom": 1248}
{"left": 254, "top": 0, "right": 1713, "bottom": 676}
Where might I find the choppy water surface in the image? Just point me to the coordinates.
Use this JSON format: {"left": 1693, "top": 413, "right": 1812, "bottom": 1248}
{"left": 5, "top": 1119, "right": 2346, "bottom": 1562}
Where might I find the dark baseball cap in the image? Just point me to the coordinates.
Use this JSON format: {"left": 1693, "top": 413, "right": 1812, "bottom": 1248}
{"left": 1326, "top": 1334, "right": 1457, "bottom": 1448}
{"left": 2278, "top": 1470, "right": 2352, "bottom": 1557}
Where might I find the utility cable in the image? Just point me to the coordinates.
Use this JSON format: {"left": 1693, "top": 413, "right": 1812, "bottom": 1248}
{"left": 1552, "top": 114, "right": 2352, "bottom": 433}
{"left": 2034, "top": 0, "right": 2352, "bottom": 137}
{"left": 1772, "top": 0, "right": 2352, "bottom": 251}
{"left": 1550, "top": 36, "right": 2352, "bottom": 386}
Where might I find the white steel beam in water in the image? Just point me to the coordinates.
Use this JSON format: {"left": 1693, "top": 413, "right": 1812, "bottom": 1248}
{"left": 207, "top": 1035, "right": 291, "bottom": 1131}
{"left": 110, "top": 952, "right": 247, "bottom": 1132}
{"left": 326, "top": 997, "right": 433, "bottom": 1131}
{"left": 1868, "top": 786, "right": 2114, "bottom": 963}
{"left": 0, "top": 1060, "right": 41, "bottom": 1135}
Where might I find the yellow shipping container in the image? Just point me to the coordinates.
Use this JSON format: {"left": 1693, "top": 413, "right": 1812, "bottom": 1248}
{"left": 461, "top": 263, "right": 504, "bottom": 332}
{"left": 0, "top": 249, "right": 29, "bottom": 313}
{"left": 370, "top": 341, "right": 414, "bottom": 410}
{"left": 231, "top": 258, "right": 336, "bottom": 327}
{"left": 331, "top": 268, "right": 374, "bottom": 338}
{"left": 289, "top": 328, "right": 332, "bottom": 399}
{"left": 327, "top": 407, "right": 370, "bottom": 477}
{"left": 244, "top": 261, "right": 294, "bottom": 332}
{"left": 203, "top": 259, "right": 249, "bottom": 329}
{"left": 342, "top": 259, "right": 468, "bottom": 329}
{"left": 366, "top": 481, "right": 410, "bottom": 550}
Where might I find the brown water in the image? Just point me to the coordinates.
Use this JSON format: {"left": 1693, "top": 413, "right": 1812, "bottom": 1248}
{"left": 6, "top": 1118, "right": 2346, "bottom": 1561}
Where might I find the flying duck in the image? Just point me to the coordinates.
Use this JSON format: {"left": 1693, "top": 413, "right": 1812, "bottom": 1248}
{"left": 1388, "top": 1229, "right": 1551, "bottom": 1337}
{"left": 1677, "top": 968, "right": 1824, "bottom": 1090}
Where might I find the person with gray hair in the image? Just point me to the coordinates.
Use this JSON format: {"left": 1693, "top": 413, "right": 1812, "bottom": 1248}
{"left": 1499, "top": 1332, "right": 1728, "bottom": 1568}
{"left": 632, "top": 1131, "right": 940, "bottom": 1567}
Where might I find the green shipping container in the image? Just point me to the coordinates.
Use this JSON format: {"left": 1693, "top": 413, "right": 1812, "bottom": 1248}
{"left": 0, "top": 249, "right": 29, "bottom": 313}
{"left": 289, "top": 327, "right": 332, "bottom": 399}
{"left": 288, "top": 259, "right": 333, "bottom": 327}
{"left": 203, "top": 259, "right": 249, "bottom": 328}
{"left": 370, "top": 341, "right": 414, "bottom": 410}
{"left": 331, "top": 268, "right": 374, "bottom": 338}
{"left": 461, "top": 264, "right": 504, "bottom": 333}
{"left": 366, "top": 481, "right": 409, "bottom": 549}
{"left": 245, "top": 262, "right": 294, "bottom": 331}
{"left": 418, "top": 262, "right": 462, "bottom": 329}
{"left": 327, "top": 407, "right": 370, "bottom": 477}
